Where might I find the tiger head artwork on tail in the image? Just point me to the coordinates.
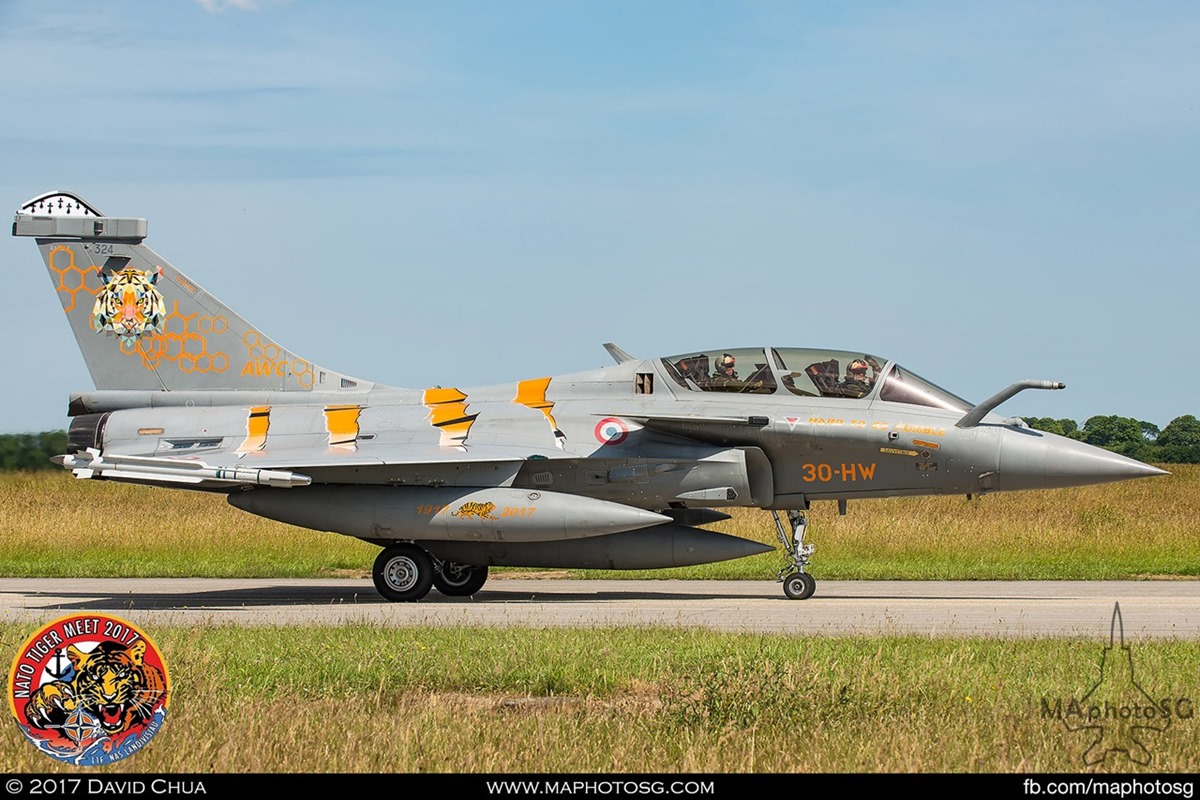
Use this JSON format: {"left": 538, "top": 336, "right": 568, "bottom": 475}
{"left": 91, "top": 266, "right": 166, "bottom": 345}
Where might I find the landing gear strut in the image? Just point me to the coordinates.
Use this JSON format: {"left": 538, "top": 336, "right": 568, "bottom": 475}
{"left": 772, "top": 510, "right": 816, "bottom": 600}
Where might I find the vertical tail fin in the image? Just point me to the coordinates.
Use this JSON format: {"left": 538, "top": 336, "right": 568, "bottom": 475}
{"left": 15, "top": 191, "right": 371, "bottom": 394}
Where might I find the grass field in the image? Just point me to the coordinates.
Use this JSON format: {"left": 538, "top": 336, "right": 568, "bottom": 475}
{"left": 2, "top": 624, "right": 1196, "bottom": 773}
{"left": 0, "top": 467, "right": 1196, "bottom": 581}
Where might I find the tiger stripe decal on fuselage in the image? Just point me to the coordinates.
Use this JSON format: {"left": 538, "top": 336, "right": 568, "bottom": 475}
{"left": 513, "top": 377, "right": 566, "bottom": 449}
{"left": 324, "top": 404, "right": 362, "bottom": 450}
{"left": 236, "top": 405, "right": 271, "bottom": 453}
{"left": 422, "top": 387, "right": 478, "bottom": 448}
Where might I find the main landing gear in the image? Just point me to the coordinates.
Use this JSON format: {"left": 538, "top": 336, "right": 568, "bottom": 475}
{"left": 772, "top": 510, "right": 816, "bottom": 600}
{"left": 432, "top": 560, "right": 489, "bottom": 597}
{"left": 372, "top": 543, "right": 489, "bottom": 602}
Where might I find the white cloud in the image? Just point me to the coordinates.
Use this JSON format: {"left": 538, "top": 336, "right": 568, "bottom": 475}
{"left": 194, "top": 0, "right": 288, "bottom": 12}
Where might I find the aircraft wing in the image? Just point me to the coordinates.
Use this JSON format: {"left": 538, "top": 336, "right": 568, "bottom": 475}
{"left": 229, "top": 442, "right": 562, "bottom": 470}
{"left": 61, "top": 442, "right": 570, "bottom": 489}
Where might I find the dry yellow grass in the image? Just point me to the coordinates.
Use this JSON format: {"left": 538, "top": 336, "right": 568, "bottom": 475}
{"left": 0, "top": 467, "right": 1195, "bottom": 579}
{"left": 0, "top": 471, "right": 376, "bottom": 577}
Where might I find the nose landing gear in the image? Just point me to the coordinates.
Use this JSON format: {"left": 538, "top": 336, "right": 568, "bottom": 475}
{"left": 772, "top": 510, "right": 816, "bottom": 600}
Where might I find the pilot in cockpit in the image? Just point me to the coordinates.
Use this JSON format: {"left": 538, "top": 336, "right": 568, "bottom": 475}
{"left": 838, "top": 359, "right": 874, "bottom": 398}
{"left": 712, "top": 353, "right": 739, "bottom": 382}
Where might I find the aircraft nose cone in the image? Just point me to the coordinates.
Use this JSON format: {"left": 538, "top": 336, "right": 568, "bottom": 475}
{"left": 998, "top": 429, "right": 1169, "bottom": 491}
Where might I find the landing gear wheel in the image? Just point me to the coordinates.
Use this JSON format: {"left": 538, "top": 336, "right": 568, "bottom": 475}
{"left": 433, "top": 562, "right": 489, "bottom": 596}
{"left": 372, "top": 544, "right": 434, "bottom": 602}
{"left": 782, "top": 572, "right": 816, "bottom": 600}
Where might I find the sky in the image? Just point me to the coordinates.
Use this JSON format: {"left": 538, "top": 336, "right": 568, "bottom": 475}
{"left": 0, "top": 1, "right": 1196, "bottom": 433}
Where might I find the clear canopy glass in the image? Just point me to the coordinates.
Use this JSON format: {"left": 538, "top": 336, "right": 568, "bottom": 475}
{"left": 660, "top": 347, "right": 972, "bottom": 410}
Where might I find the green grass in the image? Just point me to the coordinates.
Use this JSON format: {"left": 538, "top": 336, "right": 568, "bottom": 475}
{"left": 2, "top": 623, "right": 1195, "bottom": 773}
{"left": 1, "top": 467, "right": 1196, "bottom": 580}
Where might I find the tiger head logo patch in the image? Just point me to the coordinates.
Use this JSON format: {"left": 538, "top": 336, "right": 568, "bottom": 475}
{"left": 8, "top": 613, "right": 170, "bottom": 766}
{"left": 92, "top": 267, "right": 166, "bottom": 345}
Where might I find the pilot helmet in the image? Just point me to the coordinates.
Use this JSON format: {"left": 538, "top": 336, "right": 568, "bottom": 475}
{"left": 848, "top": 359, "right": 869, "bottom": 375}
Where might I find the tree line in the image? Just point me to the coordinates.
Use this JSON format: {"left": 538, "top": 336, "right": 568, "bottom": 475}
{"left": 1, "top": 417, "right": 1197, "bottom": 470}
{"left": 0, "top": 431, "right": 69, "bottom": 471}
{"left": 1021, "top": 414, "right": 1200, "bottom": 463}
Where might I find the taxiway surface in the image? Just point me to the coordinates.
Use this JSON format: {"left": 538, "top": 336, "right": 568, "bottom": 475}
{"left": 1, "top": 578, "right": 1197, "bottom": 638}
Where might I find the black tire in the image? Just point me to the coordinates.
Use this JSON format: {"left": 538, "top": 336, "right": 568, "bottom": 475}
{"left": 372, "top": 544, "right": 434, "bottom": 602}
{"left": 782, "top": 572, "right": 816, "bottom": 600}
{"left": 433, "top": 562, "right": 489, "bottom": 597}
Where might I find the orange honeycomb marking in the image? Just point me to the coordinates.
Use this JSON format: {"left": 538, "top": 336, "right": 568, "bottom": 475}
{"left": 51, "top": 246, "right": 229, "bottom": 378}
{"left": 292, "top": 360, "right": 315, "bottom": 388}
{"left": 116, "top": 300, "right": 229, "bottom": 374}
{"left": 48, "top": 246, "right": 228, "bottom": 377}
{"left": 47, "top": 246, "right": 99, "bottom": 313}
{"left": 242, "top": 330, "right": 315, "bottom": 388}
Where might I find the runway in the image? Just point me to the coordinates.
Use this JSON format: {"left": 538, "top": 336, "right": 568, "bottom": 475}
{"left": 1, "top": 577, "right": 1197, "bottom": 639}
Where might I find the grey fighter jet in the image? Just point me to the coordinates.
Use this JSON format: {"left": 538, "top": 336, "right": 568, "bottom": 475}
{"left": 14, "top": 191, "right": 1167, "bottom": 601}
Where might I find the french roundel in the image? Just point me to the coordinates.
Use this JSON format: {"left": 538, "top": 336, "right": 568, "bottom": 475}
{"left": 594, "top": 417, "right": 629, "bottom": 445}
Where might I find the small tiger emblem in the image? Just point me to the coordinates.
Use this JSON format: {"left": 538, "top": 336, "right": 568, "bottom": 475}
{"left": 451, "top": 501, "right": 498, "bottom": 520}
{"left": 92, "top": 267, "right": 166, "bottom": 345}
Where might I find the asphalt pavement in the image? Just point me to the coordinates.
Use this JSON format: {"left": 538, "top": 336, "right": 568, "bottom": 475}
{"left": 1, "top": 577, "right": 1197, "bottom": 639}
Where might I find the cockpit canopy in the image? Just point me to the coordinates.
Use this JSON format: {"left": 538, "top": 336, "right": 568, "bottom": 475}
{"left": 660, "top": 347, "right": 972, "bottom": 411}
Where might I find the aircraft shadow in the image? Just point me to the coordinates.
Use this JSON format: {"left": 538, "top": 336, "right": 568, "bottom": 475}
{"left": 5, "top": 584, "right": 775, "bottom": 609}
{"left": 4, "top": 583, "right": 1062, "bottom": 610}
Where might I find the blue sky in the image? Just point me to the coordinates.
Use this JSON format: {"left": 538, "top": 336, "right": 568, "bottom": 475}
{"left": 1, "top": 1, "right": 1196, "bottom": 432}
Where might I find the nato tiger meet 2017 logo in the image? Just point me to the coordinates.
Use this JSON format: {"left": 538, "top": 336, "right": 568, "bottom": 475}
{"left": 8, "top": 613, "right": 170, "bottom": 765}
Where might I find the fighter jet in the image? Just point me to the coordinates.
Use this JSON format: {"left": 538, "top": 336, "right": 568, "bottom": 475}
{"left": 14, "top": 191, "right": 1168, "bottom": 601}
